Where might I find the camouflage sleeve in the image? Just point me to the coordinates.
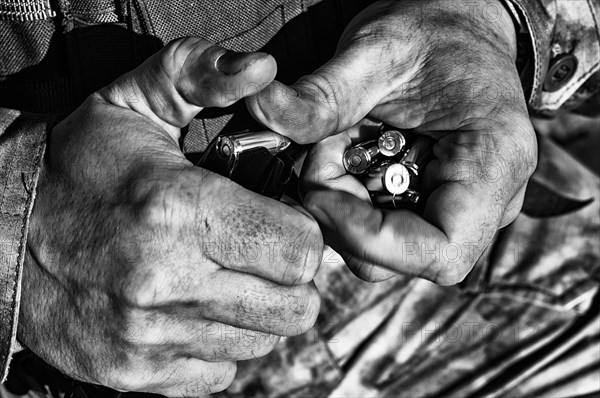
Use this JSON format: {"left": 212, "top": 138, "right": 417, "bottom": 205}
{"left": 502, "top": 0, "right": 600, "bottom": 116}
{"left": 0, "top": 109, "right": 49, "bottom": 382}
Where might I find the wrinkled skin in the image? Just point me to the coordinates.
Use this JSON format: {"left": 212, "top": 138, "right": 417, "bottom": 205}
{"left": 20, "top": 38, "right": 323, "bottom": 396}
{"left": 247, "top": 0, "right": 537, "bottom": 284}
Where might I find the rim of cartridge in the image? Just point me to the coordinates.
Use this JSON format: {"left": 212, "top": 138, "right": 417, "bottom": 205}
{"left": 217, "top": 136, "right": 236, "bottom": 157}
{"left": 343, "top": 146, "right": 372, "bottom": 174}
{"left": 378, "top": 129, "right": 406, "bottom": 157}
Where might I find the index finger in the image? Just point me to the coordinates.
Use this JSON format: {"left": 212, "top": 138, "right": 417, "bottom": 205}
{"left": 304, "top": 186, "right": 484, "bottom": 286}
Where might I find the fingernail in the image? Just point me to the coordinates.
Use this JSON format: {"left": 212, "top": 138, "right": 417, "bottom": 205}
{"left": 217, "top": 51, "right": 266, "bottom": 75}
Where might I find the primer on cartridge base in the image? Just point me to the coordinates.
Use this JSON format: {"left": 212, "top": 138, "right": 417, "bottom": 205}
{"left": 363, "top": 162, "right": 411, "bottom": 195}
{"left": 343, "top": 140, "right": 381, "bottom": 175}
{"left": 378, "top": 128, "right": 406, "bottom": 157}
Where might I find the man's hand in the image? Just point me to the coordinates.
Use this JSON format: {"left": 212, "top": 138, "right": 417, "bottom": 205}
{"left": 20, "top": 38, "right": 323, "bottom": 396}
{"left": 246, "top": 0, "right": 537, "bottom": 284}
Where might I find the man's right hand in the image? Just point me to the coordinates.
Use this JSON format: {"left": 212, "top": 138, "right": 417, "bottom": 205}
{"left": 18, "top": 38, "right": 323, "bottom": 397}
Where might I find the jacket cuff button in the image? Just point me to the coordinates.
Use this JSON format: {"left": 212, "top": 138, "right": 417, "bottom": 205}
{"left": 543, "top": 54, "right": 578, "bottom": 92}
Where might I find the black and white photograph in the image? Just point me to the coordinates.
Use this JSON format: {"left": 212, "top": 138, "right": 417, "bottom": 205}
{"left": 0, "top": 0, "right": 598, "bottom": 397}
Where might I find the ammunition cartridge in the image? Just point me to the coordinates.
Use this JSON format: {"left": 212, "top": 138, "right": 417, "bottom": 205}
{"left": 363, "top": 162, "right": 411, "bottom": 195}
{"left": 217, "top": 130, "right": 292, "bottom": 159}
{"left": 378, "top": 128, "right": 406, "bottom": 157}
{"left": 343, "top": 140, "right": 379, "bottom": 174}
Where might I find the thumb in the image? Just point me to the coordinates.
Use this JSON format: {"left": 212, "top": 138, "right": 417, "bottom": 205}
{"left": 100, "top": 37, "right": 277, "bottom": 135}
{"left": 245, "top": 51, "right": 388, "bottom": 144}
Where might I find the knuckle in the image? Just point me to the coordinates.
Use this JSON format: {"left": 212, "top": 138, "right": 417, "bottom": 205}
{"left": 251, "top": 334, "right": 280, "bottom": 358}
{"left": 205, "top": 329, "right": 279, "bottom": 361}
{"left": 283, "top": 220, "right": 323, "bottom": 285}
{"left": 123, "top": 321, "right": 164, "bottom": 347}
{"left": 159, "top": 37, "right": 211, "bottom": 74}
{"left": 132, "top": 181, "right": 177, "bottom": 229}
{"left": 300, "top": 286, "right": 321, "bottom": 331}
{"left": 296, "top": 104, "right": 339, "bottom": 144}
{"left": 287, "top": 285, "right": 321, "bottom": 335}
{"left": 501, "top": 201, "right": 523, "bottom": 228}
{"left": 105, "top": 368, "right": 148, "bottom": 392}
{"left": 121, "top": 268, "right": 163, "bottom": 307}
{"left": 524, "top": 154, "right": 538, "bottom": 179}
{"left": 183, "top": 362, "right": 236, "bottom": 396}
{"left": 209, "top": 362, "right": 237, "bottom": 392}
{"left": 220, "top": 332, "right": 279, "bottom": 361}
{"left": 286, "top": 80, "right": 341, "bottom": 144}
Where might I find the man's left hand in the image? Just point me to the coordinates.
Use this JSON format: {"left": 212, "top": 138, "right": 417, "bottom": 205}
{"left": 246, "top": 0, "right": 537, "bottom": 284}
